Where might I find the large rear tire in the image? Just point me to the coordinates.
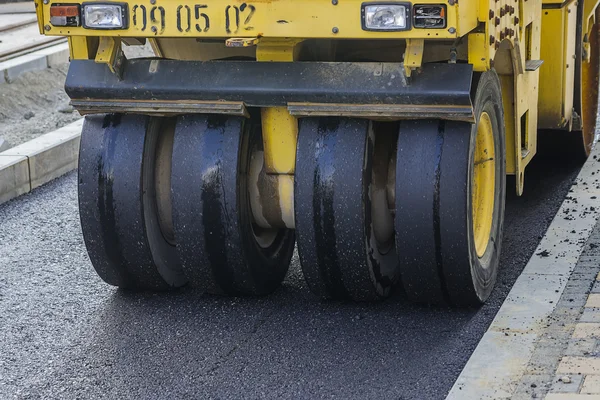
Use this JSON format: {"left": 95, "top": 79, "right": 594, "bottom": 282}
{"left": 572, "top": 6, "right": 600, "bottom": 158}
{"left": 395, "top": 70, "right": 506, "bottom": 305}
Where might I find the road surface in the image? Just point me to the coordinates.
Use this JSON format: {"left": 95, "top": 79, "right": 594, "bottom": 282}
{"left": 0, "top": 147, "right": 583, "bottom": 399}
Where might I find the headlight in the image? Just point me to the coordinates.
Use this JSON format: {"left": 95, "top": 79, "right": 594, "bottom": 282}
{"left": 82, "top": 3, "right": 128, "bottom": 30}
{"left": 362, "top": 3, "right": 410, "bottom": 31}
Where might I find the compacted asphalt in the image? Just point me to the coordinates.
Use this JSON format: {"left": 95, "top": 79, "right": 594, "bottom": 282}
{"left": 0, "top": 144, "right": 584, "bottom": 399}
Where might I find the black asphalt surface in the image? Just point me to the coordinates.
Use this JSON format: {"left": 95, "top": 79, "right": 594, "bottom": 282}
{"left": 0, "top": 147, "right": 583, "bottom": 400}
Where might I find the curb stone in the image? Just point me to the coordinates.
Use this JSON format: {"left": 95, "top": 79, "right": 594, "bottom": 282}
{"left": 0, "top": 119, "right": 82, "bottom": 205}
{"left": 0, "top": 41, "right": 69, "bottom": 83}
{"left": 0, "top": 154, "right": 28, "bottom": 204}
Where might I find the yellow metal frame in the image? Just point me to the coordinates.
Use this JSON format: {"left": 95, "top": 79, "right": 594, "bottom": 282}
{"left": 583, "top": 0, "right": 600, "bottom": 36}
{"left": 68, "top": 36, "right": 99, "bottom": 60}
{"left": 538, "top": 1, "right": 578, "bottom": 129}
{"left": 404, "top": 39, "right": 424, "bottom": 77}
{"left": 38, "top": 0, "right": 467, "bottom": 39}
{"left": 95, "top": 37, "right": 123, "bottom": 74}
{"left": 476, "top": 0, "right": 542, "bottom": 193}
{"left": 468, "top": 33, "right": 489, "bottom": 72}
{"left": 36, "top": 0, "right": 574, "bottom": 197}
{"left": 260, "top": 107, "right": 298, "bottom": 175}
{"left": 255, "top": 41, "right": 297, "bottom": 226}
{"left": 256, "top": 39, "right": 303, "bottom": 62}
{"left": 546, "top": 0, "right": 600, "bottom": 38}
{"left": 33, "top": 0, "right": 44, "bottom": 34}
{"left": 256, "top": 41, "right": 299, "bottom": 176}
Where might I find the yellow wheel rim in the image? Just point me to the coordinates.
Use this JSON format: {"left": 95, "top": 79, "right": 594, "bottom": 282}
{"left": 472, "top": 111, "right": 496, "bottom": 258}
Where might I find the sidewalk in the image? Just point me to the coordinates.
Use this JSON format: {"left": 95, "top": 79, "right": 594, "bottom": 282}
{"left": 513, "top": 218, "right": 600, "bottom": 399}
{"left": 0, "top": 2, "right": 34, "bottom": 14}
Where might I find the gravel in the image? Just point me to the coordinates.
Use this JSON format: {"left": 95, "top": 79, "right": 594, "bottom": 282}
{"left": 0, "top": 63, "right": 80, "bottom": 148}
{"left": 0, "top": 42, "right": 154, "bottom": 150}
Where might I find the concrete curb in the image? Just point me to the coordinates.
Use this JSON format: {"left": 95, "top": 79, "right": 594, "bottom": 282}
{"left": 0, "top": 119, "right": 82, "bottom": 205}
{"left": 447, "top": 146, "right": 600, "bottom": 399}
{"left": 0, "top": 41, "right": 69, "bottom": 83}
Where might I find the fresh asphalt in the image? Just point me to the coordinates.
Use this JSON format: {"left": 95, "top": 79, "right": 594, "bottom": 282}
{"left": 0, "top": 144, "right": 584, "bottom": 399}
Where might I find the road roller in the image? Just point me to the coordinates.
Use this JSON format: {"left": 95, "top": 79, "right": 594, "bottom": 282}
{"left": 34, "top": 0, "right": 599, "bottom": 305}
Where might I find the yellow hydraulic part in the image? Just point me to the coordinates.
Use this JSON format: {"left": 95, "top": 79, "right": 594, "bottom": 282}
{"left": 472, "top": 111, "right": 496, "bottom": 258}
{"left": 256, "top": 40, "right": 299, "bottom": 176}
{"left": 249, "top": 151, "right": 296, "bottom": 229}
{"left": 252, "top": 40, "right": 299, "bottom": 227}
{"left": 276, "top": 174, "right": 295, "bottom": 228}
{"left": 260, "top": 108, "right": 298, "bottom": 175}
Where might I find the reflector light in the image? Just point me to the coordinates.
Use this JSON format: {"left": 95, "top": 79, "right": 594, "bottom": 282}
{"left": 49, "top": 4, "right": 81, "bottom": 27}
{"left": 413, "top": 4, "right": 447, "bottom": 29}
{"left": 50, "top": 5, "right": 79, "bottom": 17}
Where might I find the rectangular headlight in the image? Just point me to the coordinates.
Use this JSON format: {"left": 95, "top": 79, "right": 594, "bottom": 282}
{"left": 82, "top": 3, "right": 128, "bottom": 30}
{"left": 362, "top": 3, "right": 410, "bottom": 31}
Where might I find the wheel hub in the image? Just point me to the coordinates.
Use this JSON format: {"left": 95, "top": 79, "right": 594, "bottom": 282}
{"left": 472, "top": 111, "right": 496, "bottom": 258}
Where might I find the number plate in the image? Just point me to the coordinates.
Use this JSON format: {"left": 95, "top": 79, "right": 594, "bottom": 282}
{"left": 130, "top": 3, "right": 257, "bottom": 35}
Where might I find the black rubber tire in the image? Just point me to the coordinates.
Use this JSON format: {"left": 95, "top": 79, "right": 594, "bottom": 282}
{"left": 171, "top": 114, "right": 295, "bottom": 295}
{"left": 395, "top": 70, "right": 506, "bottom": 305}
{"left": 295, "top": 117, "right": 398, "bottom": 301}
{"left": 571, "top": 4, "right": 600, "bottom": 160}
{"left": 78, "top": 114, "right": 187, "bottom": 290}
{"left": 395, "top": 119, "right": 447, "bottom": 304}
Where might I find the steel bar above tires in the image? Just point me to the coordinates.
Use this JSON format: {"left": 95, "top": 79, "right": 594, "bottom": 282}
{"left": 65, "top": 60, "right": 474, "bottom": 121}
